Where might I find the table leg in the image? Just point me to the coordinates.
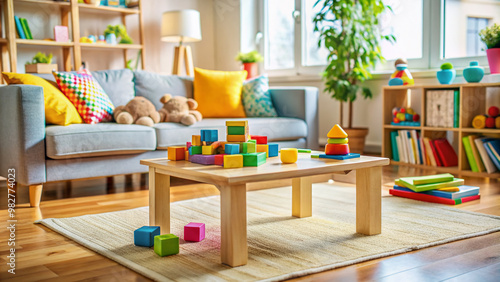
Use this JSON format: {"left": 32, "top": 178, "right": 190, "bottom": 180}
{"left": 148, "top": 167, "right": 171, "bottom": 234}
{"left": 292, "top": 176, "right": 312, "bottom": 218}
{"left": 219, "top": 184, "right": 247, "bottom": 267}
{"left": 356, "top": 166, "right": 382, "bottom": 235}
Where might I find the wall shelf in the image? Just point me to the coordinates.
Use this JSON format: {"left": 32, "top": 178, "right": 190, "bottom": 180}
{"left": 78, "top": 4, "right": 139, "bottom": 14}
{"left": 16, "top": 39, "right": 74, "bottom": 47}
{"left": 80, "top": 43, "right": 142, "bottom": 50}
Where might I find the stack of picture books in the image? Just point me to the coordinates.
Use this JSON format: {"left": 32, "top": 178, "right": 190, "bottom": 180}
{"left": 389, "top": 173, "right": 480, "bottom": 205}
{"left": 14, "top": 15, "right": 33, "bottom": 40}
{"left": 390, "top": 130, "right": 458, "bottom": 167}
{"left": 462, "top": 136, "right": 500, "bottom": 174}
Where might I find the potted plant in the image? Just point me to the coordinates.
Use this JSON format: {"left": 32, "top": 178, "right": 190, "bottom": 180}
{"left": 25, "top": 52, "right": 57, "bottom": 74}
{"left": 313, "top": 0, "right": 394, "bottom": 153}
{"left": 479, "top": 23, "right": 500, "bottom": 74}
{"left": 104, "top": 24, "right": 133, "bottom": 44}
{"left": 436, "top": 62, "right": 455, "bottom": 84}
{"left": 235, "top": 50, "right": 263, "bottom": 79}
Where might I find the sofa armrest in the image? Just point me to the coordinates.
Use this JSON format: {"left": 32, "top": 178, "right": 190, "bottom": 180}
{"left": 269, "top": 87, "right": 319, "bottom": 149}
{"left": 0, "top": 85, "right": 46, "bottom": 185}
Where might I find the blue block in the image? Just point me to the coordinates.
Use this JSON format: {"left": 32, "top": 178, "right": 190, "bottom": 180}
{"left": 201, "top": 129, "right": 218, "bottom": 142}
{"left": 318, "top": 153, "right": 361, "bottom": 160}
{"left": 134, "top": 226, "right": 160, "bottom": 247}
{"left": 225, "top": 144, "right": 240, "bottom": 155}
{"left": 268, "top": 143, "right": 279, "bottom": 157}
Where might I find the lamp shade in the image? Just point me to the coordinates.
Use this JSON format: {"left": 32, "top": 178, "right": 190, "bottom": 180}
{"left": 161, "top": 9, "right": 202, "bottom": 43}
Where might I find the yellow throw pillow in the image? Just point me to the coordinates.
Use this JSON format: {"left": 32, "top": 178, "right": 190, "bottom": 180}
{"left": 2, "top": 72, "right": 83, "bottom": 126}
{"left": 193, "top": 68, "right": 247, "bottom": 118}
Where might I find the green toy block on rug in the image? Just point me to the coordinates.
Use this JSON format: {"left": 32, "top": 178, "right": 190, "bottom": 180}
{"left": 227, "top": 126, "right": 246, "bottom": 135}
{"left": 242, "top": 152, "right": 266, "bottom": 167}
{"left": 154, "top": 234, "right": 179, "bottom": 257}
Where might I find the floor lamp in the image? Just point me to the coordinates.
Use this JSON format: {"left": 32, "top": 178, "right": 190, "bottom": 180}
{"left": 161, "top": 10, "right": 202, "bottom": 76}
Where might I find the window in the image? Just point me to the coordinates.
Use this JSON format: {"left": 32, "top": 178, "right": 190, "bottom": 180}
{"left": 260, "top": 0, "right": 498, "bottom": 75}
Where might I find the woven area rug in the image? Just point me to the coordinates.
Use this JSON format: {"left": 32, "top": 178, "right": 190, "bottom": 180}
{"left": 36, "top": 183, "right": 500, "bottom": 282}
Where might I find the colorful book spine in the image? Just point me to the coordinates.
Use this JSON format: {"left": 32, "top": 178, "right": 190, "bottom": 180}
{"left": 389, "top": 189, "right": 480, "bottom": 205}
{"left": 20, "top": 18, "right": 33, "bottom": 40}
{"left": 463, "top": 136, "right": 479, "bottom": 172}
{"left": 468, "top": 135, "right": 485, "bottom": 172}
{"left": 395, "top": 178, "right": 464, "bottom": 192}
{"left": 453, "top": 90, "right": 460, "bottom": 128}
{"left": 484, "top": 141, "right": 500, "bottom": 171}
{"left": 430, "top": 139, "right": 442, "bottom": 166}
{"left": 390, "top": 131, "right": 399, "bottom": 162}
{"left": 14, "top": 16, "right": 26, "bottom": 39}
{"left": 423, "top": 138, "right": 437, "bottom": 167}
{"left": 475, "top": 138, "right": 498, "bottom": 174}
{"left": 393, "top": 185, "right": 479, "bottom": 199}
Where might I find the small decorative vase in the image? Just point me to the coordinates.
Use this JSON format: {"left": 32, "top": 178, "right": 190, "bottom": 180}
{"left": 436, "top": 69, "right": 456, "bottom": 85}
{"left": 486, "top": 48, "right": 500, "bottom": 74}
{"left": 105, "top": 34, "right": 117, "bottom": 45}
{"left": 463, "top": 61, "right": 484, "bottom": 83}
{"left": 242, "top": 62, "right": 258, "bottom": 80}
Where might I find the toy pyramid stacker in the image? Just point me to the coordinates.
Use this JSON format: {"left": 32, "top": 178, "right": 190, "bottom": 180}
{"left": 318, "top": 124, "right": 361, "bottom": 160}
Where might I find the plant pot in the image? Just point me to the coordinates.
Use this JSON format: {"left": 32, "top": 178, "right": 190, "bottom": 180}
{"left": 486, "top": 48, "right": 500, "bottom": 74}
{"left": 343, "top": 127, "right": 369, "bottom": 154}
{"left": 242, "top": 62, "right": 258, "bottom": 80}
{"left": 463, "top": 61, "right": 484, "bottom": 83}
{"left": 436, "top": 69, "right": 456, "bottom": 85}
{"left": 25, "top": 63, "right": 58, "bottom": 74}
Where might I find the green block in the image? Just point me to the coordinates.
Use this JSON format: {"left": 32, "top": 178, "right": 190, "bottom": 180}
{"left": 298, "top": 149, "right": 312, "bottom": 153}
{"left": 227, "top": 126, "right": 246, "bottom": 135}
{"left": 311, "top": 154, "right": 320, "bottom": 158}
{"left": 327, "top": 138, "right": 348, "bottom": 144}
{"left": 248, "top": 139, "right": 257, "bottom": 144}
{"left": 190, "top": 146, "right": 202, "bottom": 155}
{"left": 242, "top": 152, "right": 266, "bottom": 167}
{"left": 241, "top": 142, "right": 256, "bottom": 153}
{"left": 154, "top": 234, "right": 179, "bottom": 257}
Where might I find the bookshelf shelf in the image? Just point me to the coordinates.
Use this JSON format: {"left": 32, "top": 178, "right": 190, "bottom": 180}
{"left": 78, "top": 4, "right": 139, "bottom": 14}
{"left": 16, "top": 39, "right": 74, "bottom": 47}
{"left": 80, "top": 43, "right": 143, "bottom": 50}
{"left": 15, "top": 0, "right": 70, "bottom": 7}
{"left": 382, "top": 83, "right": 500, "bottom": 178}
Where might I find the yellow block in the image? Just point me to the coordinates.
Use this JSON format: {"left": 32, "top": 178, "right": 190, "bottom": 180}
{"left": 185, "top": 150, "right": 189, "bottom": 161}
{"left": 202, "top": 145, "right": 216, "bottom": 155}
{"left": 225, "top": 120, "right": 248, "bottom": 127}
{"left": 224, "top": 154, "right": 243, "bottom": 168}
{"left": 281, "top": 148, "right": 298, "bottom": 164}
{"left": 257, "top": 144, "right": 269, "bottom": 158}
{"left": 227, "top": 134, "right": 247, "bottom": 142}
{"left": 327, "top": 124, "right": 348, "bottom": 139}
{"left": 192, "top": 135, "right": 202, "bottom": 146}
{"left": 168, "top": 146, "right": 186, "bottom": 161}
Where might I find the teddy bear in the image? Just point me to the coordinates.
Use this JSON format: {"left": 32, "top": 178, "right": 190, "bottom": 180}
{"left": 113, "top": 96, "right": 160, "bottom": 127}
{"left": 158, "top": 94, "right": 202, "bottom": 126}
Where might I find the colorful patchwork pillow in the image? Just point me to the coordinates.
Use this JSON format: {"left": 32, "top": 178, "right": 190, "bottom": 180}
{"left": 242, "top": 75, "right": 278, "bottom": 117}
{"left": 53, "top": 69, "right": 114, "bottom": 124}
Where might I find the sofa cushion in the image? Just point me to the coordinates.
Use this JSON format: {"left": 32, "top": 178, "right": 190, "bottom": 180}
{"left": 46, "top": 124, "right": 156, "bottom": 159}
{"left": 154, "top": 118, "right": 307, "bottom": 149}
{"left": 134, "top": 71, "right": 193, "bottom": 110}
{"left": 91, "top": 69, "right": 135, "bottom": 107}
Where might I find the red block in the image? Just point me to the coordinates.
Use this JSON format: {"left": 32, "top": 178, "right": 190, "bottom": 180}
{"left": 168, "top": 146, "right": 186, "bottom": 160}
{"left": 325, "top": 143, "right": 350, "bottom": 155}
{"left": 250, "top": 135, "right": 267, "bottom": 144}
{"left": 214, "top": 154, "right": 225, "bottom": 166}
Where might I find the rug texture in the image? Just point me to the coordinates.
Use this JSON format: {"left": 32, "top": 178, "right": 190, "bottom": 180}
{"left": 36, "top": 183, "right": 500, "bottom": 282}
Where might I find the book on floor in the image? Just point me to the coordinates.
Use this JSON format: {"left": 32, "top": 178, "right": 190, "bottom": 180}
{"left": 395, "top": 177, "right": 464, "bottom": 192}
{"left": 389, "top": 189, "right": 480, "bottom": 205}
{"left": 393, "top": 185, "right": 480, "bottom": 200}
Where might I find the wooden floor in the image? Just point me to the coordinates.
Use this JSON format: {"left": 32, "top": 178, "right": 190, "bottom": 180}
{"left": 0, "top": 164, "right": 499, "bottom": 281}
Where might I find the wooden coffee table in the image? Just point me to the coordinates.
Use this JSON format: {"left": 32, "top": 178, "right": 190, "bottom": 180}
{"left": 140, "top": 153, "right": 389, "bottom": 267}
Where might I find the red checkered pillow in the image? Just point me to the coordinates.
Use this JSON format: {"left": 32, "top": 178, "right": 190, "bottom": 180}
{"left": 53, "top": 69, "right": 114, "bottom": 124}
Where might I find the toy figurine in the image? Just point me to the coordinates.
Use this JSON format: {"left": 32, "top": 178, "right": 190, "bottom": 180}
{"left": 389, "top": 58, "right": 414, "bottom": 86}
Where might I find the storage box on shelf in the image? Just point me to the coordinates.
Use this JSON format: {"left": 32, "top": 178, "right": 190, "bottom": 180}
{"left": 382, "top": 82, "right": 500, "bottom": 178}
{"left": 2, "top": 0, "right": 144, "bottom": 73}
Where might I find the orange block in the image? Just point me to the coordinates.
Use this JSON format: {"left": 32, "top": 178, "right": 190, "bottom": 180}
{"left": 327, "top": 124, "right": 348, "bottom": 139}
{"left": 227, "top": 134, "right": 247, "bottom": 142}
{"left": 325, "top": 143, "right": 350, "bottom": 155}
{"left": 168, "top": 146, "right": 186, "bottom": 160}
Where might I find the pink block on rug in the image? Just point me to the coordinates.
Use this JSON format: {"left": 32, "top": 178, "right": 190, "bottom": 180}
{"left": 184, "top": 222, "right": 205, "bottom": 242}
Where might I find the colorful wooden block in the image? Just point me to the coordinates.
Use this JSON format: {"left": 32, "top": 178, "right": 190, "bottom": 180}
{"left": 192, "top": 135, "right": 202, "bottom": 146}
{"left": 214, "top": 154, "right": 225, "bottom": 166}
{"left": 248, "top": 139, "right": 257, "bottom": 144}
{"left": 224, "top": 154, "right": 243, "bottom": 168}
{"left": 242, "top": 152, "right": 266, "bottom": 167}
{"left": 327, "top": 138, "right": 348, "bottom": 144}
{"left": 185, "top": 150, "right": 189, "bottom": 161}
{"left": 298, "top": 149, "right": 312, "bottom": 153}
{"left": 325, "top": 143, "right": 350, "bottom": 155}
{"left": 268, "top": 143, "right": 279, "bottom": 157}
{"left": 311, "top": 154, "right": 320, "bottom": 158}
{"left": 227, "top": 126, "right": 247, "bottom": 135}
{"left": 251, "top": 135, "right": 268, "bottom": 144}
{"left": 241, "top": 142, "right": 256, "bottom": 153}
{"left": 134, "top": 226, "right": 160, "bottom": 247}
{"left": 318, "top": 153, "right": 360, "bottom": 160}
{"left": 226, "top": 120, "right": 248, "bottom": 127}
{"left": 202, "top": 145, "right": 216, "bottom": 155}
{"left": 186, "top": 141, "right": 192, "bottom": 149}
{"left": 190, "top": 155, "right": 215, "bottom": 165}
{"left": 257, "top": 144, "right": 269, "bottom": 157}
{"left": 327, "top": 124, "right": 348, "bottom": 139}
{"left": 281, "top": 148, "right": 298, "bottom": 164}
{"left": 154, "top": 234, "right": 179, "bottom": 257}
{"left": 227, "top": 134, "right": 247, "bottom": 142}
{"left": 168, "top": 146, "right": 186, "bottom": 161}
{"left": 189, "top": 146, "right": 202, "bottom": 155}
{"left": 201, "top": 129, "right": 218, "bottom": 142}
{"left": 184, "top": 222, "right": 205, "bottom": 242}
{"left": 225, "top": 144, "right": 240, "bottom": 155}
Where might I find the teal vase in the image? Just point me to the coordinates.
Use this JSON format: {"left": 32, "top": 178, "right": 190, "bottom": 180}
{"left": 463, "top": 61, "right": 484, "bottom": 83}
{"left": 437, "top": 69, "right": 456, "bottom": 85}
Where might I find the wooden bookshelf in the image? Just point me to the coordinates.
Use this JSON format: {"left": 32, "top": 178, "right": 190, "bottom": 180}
{"left": 2, "top": 0, "right": 145, "bottom": 72}
{"left": 382, "top": 82, "right": 500, "bottom": 178}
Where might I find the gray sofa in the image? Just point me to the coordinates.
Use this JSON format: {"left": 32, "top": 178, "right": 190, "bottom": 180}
{"left": 0, "top": 69, "right": 318, "bottom": 206}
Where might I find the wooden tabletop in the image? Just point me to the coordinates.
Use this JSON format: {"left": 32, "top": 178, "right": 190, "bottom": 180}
{"left": 141, "top": 153, "right": 390, "bottom": 185}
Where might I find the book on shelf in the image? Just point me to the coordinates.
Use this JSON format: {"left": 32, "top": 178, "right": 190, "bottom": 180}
{"left": 390, "top": 131, "right": 399, "bottom": 162}
{"left": 434, "top": 138, "right": 458, "bottom": 167}
{"left": 423, "top": 137, "right": 437, "bottom": 166}
{"left": 19, "top": 18, "right": 32, "bottom": 40}
{"left": 14, "top": 16, "right": 26, "bottom": 39}
{"left": 453, "top": 90, "right": 460, "bottom": 128}
{"left": 474, "top": 138, "right": 499, "bottom": 174}
{"left": 484, "top": 140, "right": 500, "bottom": 171}
{"left": 469, "top": 135, "right": 485, "bottom": 172}
{"left": 462, "top": 136, "right": 479, "bottom": 172}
